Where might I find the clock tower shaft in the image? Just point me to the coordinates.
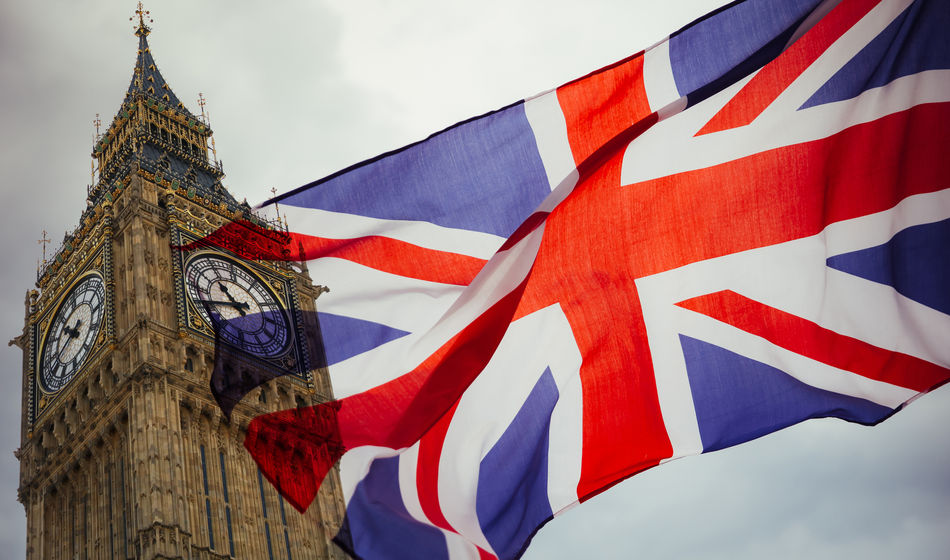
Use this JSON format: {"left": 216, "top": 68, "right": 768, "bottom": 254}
{"left": 15, "top": 8, "right": 347, "bottom": 560}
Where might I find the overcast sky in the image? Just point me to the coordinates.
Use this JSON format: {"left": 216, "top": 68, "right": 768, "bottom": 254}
{"left": 1, "top": 1, "right": 948, "bottom": 558}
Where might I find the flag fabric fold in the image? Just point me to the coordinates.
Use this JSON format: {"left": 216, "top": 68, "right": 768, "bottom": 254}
{"left": 186, "top": 0, "right": 950, "bottom": 558}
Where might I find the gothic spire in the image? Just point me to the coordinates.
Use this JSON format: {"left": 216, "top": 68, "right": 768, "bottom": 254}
{"left": 90, "top": 4, "right": 235, "bottom": 210}
{"left": 124, "top": 2, "right": 193, "bottom": 116}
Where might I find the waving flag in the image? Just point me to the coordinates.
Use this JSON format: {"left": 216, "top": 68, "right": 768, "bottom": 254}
{"left": 188, "top": 0, "right": 950, "bottom": 558}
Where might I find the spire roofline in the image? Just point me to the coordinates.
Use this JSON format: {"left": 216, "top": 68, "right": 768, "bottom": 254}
{"left": 88, "top": 4, "right": 235, "bottom": 215}
{"left": 123, "top": 5, "right": 195, "bottom": 118}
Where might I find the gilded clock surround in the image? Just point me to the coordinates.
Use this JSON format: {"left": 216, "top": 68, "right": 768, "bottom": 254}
{"left": 14, "top": 7, "right": 346, "bottom": 559}
{"left": 178, "top": 249, "right": 314, "bottom": 378}
{"left": 28, "top": 236, "right": 114, "bottom": 426}
{"left": 37, "top": 271, "right": 107, "bottom": 394}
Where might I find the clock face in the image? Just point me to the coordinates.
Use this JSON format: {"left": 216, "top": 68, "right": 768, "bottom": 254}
{"left": 40, "top": 274, "right": 106, "bottom": 392}
{"left": 184, "top": 254, "right": 291, "bottom": 358}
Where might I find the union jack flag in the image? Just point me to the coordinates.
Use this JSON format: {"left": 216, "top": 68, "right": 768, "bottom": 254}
{"left": 190, "top": 0, "right": 950, "bottom": 557}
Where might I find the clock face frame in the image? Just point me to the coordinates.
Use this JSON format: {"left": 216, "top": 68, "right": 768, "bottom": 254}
{"left": 184, "top": 254, "right": 292, "bottom": 358}
{"left": 39, "top": 274, "right": 106, "bottom": 393}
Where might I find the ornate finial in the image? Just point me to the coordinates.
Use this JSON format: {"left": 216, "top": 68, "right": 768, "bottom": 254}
{"left": 198, "top": 93, "right": 219, "bottom": 164}
{"left": 37, "top": 230, "right": 50, "bottom": 267}
{"left": 131, "top": 2, "right": 152, "bottom": 37}
{"left": 91, "top": 114, "right": 101, "bottom": 185}
{"left": 270, "top": 187, "right": 282, "bottom": 223}
{"left": 198, "top": 92, "right": 209, "bottom": 125}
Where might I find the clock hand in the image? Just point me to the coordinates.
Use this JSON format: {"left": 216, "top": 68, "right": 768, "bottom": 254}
{"left": 63, "top": 318, "right": 84, "bottom": 339}
{"left": 57, "top": 330, "right": 79, "bottom": 357}
{"left": 219, "top": 282, "right": 235, "bottom": 298}
{"left": 213, "top": 284, "right": 248, "bottom": 317}
{"left": 197, "top": 298, "right": 251, "bottom": 310}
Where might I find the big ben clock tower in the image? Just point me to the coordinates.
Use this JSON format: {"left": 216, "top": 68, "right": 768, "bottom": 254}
{"left": 12, "top": 6, "right": 347, "bottom": 559}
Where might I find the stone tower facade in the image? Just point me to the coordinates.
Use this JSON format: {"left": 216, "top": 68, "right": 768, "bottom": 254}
{"left": 13, "top": 9, "right": 347, "bottom": 560}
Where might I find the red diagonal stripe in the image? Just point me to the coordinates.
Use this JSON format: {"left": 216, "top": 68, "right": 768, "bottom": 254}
{"left": 676, "top": 290, "right": 950, "bottom": 393}
{"left": 176, "top": 218, "right": 487, "bottom": 286}
{"left": 245, "top": 274, "right": 531, "bottom": 512}
{"left": 697, "top": 0, "right": 879, "bottom": 135}
{"left": 416, "top": 402, "right": 459, "bottom": 534}
{"left": 291, "top": 231, "right": 487, "bottom": 286}
{"left": 414, "top": 403, "right": 498, "bottom": 558}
